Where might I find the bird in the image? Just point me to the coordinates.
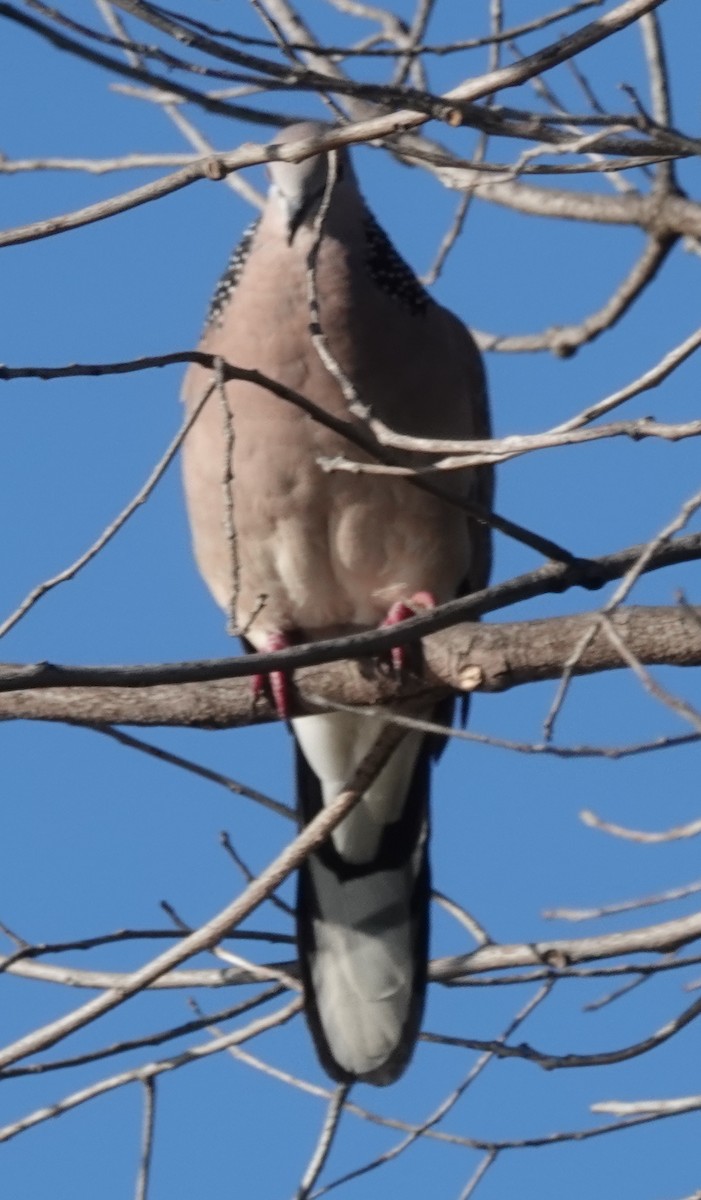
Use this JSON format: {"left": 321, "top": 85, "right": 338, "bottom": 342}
{"left": 181, "top": 121, "right": 492, "bottom": 1086}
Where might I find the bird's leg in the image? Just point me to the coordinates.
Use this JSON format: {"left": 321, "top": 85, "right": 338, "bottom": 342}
{"left": 381, "top": 590, "right": 436, "bottom": 675}
{"left": 252, "top": 631, "right": 293, "bottom": 720}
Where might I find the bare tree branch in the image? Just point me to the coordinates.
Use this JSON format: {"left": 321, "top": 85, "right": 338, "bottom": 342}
{"left": 6, "top": 905, "right": 701, "bottom": 994}
{"left": 581, "top": 809, "right": 701, "bottom": 844}
{"left": 0, "top": 721, "right": 405, "bottom": 1071}
{"left": 0, "top": 999, "right": 302, "bottom": 1144}
{"left": 1, "top": 603, "right": 699, "bottom": 727}
{"left": 134, "top": 1079, "right": 156, "bottom": 1200}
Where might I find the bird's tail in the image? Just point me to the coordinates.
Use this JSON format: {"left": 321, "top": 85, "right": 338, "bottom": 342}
{"left": 293, "top": 711, "right": 431, "bottom": 1086}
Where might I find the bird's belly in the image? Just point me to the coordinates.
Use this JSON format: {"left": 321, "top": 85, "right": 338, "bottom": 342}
{"left": 239, "top": 468, "right": 469, "bottom": 642}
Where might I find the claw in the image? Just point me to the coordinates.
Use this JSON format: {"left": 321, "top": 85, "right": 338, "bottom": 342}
{"left": 252, "top": 631, "right": 292, "bottom": 720}
{"left": 381, "top": 591, "right": 436, "bottom": 674}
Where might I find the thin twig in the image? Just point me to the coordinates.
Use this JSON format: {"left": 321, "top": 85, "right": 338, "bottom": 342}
{"left": 640, "top": 10, "right": 676, "bottom": 192}
{"left": 134, "top": 1079, "right": 156, "bottom": 1200}
{"left": 0, "top": 382, "right": 216, "bottom": 641}
{"left": 422, "top": 991, "right": 701, "bottom": 1070}
{"left": 221, "top": 1042, "right": 695, "bottom": 1149}
{"left": 220, "top": 831, "right": 296, "bottom": 918}
{"left": 314, "top": 981, "right": 553, "bottom": 1195}
{"left": 581, "top": 809, "right": 701, "bottom": 844}
{"left": 543, "top": 484, "right": 701, "bottom": 739}
{"left": 1, "top": 990, "right": 285, "bottom": 1078}
{"left": 214, "top": 357, "right": 241, "bottom": 636}
{"left": 545, "top": 880, "right": 701, "bottom": 922}
{"left": 592, "top": 1094, "right": 701, "bottom": 1117}
{"left": 601, "top": 612, "right": 701, "bottom": 733}
{"left": 0, "top": 348, "right": 578, "bottom": 564}
{"left": 0, "top": 1000, "right": 302, "bottom": 1143}
{"left": 0, "top": 721, "right": 406, "bottom": 1071}
{"left": 89, "top": 724, "right": 295, "bottom": 821}
{"left": 456, "top": 1152, "right": 498, "bottom": 1200}
{"left": 95, "top": 0, "right": 265, "bottom": 208}
{"left": 432, "top": 891, "right": 491, "bottom": 946}
{"left": 322, "top": 414, "right": 701, "bottom": 474}
{"left": 295, "top": 1085, "right": 349, "bottom": 1199}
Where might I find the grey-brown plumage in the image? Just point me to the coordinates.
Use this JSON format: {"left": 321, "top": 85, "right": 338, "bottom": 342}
{"left": 182, "top": 122, "right": 492, "bottom": 1085}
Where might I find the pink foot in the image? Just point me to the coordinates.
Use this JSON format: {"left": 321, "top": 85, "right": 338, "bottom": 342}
{"left": 381, "top": 591, "right": 436, "bottom": 674}
{"left": 252, "top": 631, "right": 292, "bottom": 720}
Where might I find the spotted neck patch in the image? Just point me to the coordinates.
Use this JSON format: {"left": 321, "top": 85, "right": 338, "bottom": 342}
{"left": 362, "top": 210, "right": 428, "bottom": 316}
{"left": 204, "top": 218, "right": 260, "bottom": 331}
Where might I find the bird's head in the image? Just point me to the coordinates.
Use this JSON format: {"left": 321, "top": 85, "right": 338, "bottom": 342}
{"left": 267, "top": 121, "right": 351, "bottom": 243}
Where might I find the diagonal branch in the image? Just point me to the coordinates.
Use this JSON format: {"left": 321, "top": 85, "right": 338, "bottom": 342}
{"left": 0, "top": 721, "right": 405, "bottom": 1071}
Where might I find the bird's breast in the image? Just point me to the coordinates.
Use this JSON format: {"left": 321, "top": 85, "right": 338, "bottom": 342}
{"left": 232, "top": 434, "right": 470, "bottom": 643}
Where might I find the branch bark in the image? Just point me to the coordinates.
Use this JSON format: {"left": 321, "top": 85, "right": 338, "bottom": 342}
{"left": 1, "top": 605, "right": 698, "bottom": 728}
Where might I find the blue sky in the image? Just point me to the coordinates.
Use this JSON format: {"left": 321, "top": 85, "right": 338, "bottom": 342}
{"left": 1, "top": 2, "right": 700, "bottom": 1197}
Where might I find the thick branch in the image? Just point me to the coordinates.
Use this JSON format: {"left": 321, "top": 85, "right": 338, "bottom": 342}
{"left": 1, "top": 605, "right": 698, "bottom": 728}
{"left": 445, "top": 175, "right": 701, "bottom": 240}
{"left": 434, "top": 908, "right": 701, "bottom": 981}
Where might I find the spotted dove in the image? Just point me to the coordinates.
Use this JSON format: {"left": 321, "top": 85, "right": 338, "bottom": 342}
{"left": 181, "top": 122, "right": 492, "bottom": 1085}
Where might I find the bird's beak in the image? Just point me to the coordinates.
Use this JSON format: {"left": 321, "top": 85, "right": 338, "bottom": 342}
{"left": 285, "top": 202, "right": 306, "bottom": 245}
{"left": 274, "top": 183, "right": 328, "bottom": 245}
{"left": 271, "top": 186, "right": 305, "bottom": 245}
